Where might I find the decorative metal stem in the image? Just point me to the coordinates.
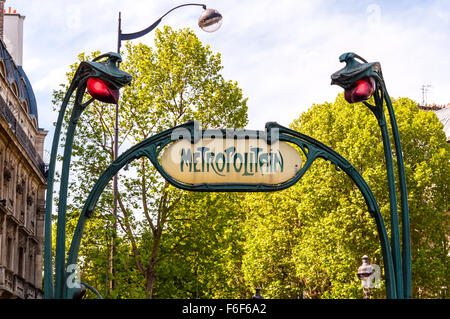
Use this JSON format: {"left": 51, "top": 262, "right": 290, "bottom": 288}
{"left": 54, "top": 82, "right": 93, "bottom": 298}
{"left": 371, "top": 72, "right": 411, "bottom": 298}
{"left": 374, "top": 98, "right": 404, "bottom": 298}
{"left": 43, "top": 78, "right": 78, "bottom": 299}
{"left": 44, "top": 53, "right": 131, "bottom": 299}
{"left": 383, "top": 90, "right": 411, "bottom": 298}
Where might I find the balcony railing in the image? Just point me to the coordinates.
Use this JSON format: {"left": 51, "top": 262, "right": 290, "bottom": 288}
{"left": 0, "top": 266, "right": 43, "bottom": 299}
{"left": 0, "top": 94, "right": 46, "bottom": 177}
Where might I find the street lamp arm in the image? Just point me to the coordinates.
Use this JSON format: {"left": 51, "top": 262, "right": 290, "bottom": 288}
{"left": 119, "top": 3, "right": 206, "bottom": 42}
{"left": 120, "top": 18, "right": 162, "bottom": 42}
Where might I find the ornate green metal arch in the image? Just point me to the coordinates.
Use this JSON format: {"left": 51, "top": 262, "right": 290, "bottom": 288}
{"left": 64, "top": 120, "right": 397, "bottom": 299}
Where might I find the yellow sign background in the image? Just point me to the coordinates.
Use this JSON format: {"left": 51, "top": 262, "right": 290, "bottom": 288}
{"left": 160, "top": 138, "right": 302, "bottom": 185}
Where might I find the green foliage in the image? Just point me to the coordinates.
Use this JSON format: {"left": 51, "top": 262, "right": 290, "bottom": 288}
{"left": 241, "top": 95, "right": 449, "bottom": 298}
{"left": 152, "top": 192, "right": 249, "bottom": 299}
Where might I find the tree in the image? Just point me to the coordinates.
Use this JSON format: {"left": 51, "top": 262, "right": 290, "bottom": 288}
{"left": 150, "top": 192, "right": 250, "bottom": 299}
{"left": 241, "top": 95, "right": 449, "bottom": 298}
{"left": 53, "top": 26, "right": 248, "bottom": 298}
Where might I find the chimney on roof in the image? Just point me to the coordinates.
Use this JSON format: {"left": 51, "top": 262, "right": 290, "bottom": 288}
{"left": 0, "top": 1, "right": 5, "bottom": 39}
{"left": 3, "top": 4, "right": 25, "bottom": 66}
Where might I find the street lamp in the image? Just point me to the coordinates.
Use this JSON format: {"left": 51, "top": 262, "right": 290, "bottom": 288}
{"left": 357, "top": 255, "right": 375, "bottom": 299}
{"left": 331, "top": 52, "right": 411, "bottom": 299}
{"left": 117, "top": 4, "right": 222, "bottom": 53}
{"left": 109, "top": 3, "right": 223, "bottom": 292}
{"left": 44, "top": 4, "right": 222, "bottom": 300}
{"left": 252, "top": 287, "right": 264, "bottom": 299}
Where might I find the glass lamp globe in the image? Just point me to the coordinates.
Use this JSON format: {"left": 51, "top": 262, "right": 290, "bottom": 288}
{"left": 87, "top": 77, "right": 120, "bottom": 104}
{"left": 357, "top": 255, "right": 374, "bottom": 288}
{"left": 198, "top": 8, "right": 223, "bottom": 32}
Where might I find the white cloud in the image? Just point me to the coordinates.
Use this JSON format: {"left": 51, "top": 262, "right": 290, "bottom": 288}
{"left": 33, "top": 66, "right": 67, "bottom": 92}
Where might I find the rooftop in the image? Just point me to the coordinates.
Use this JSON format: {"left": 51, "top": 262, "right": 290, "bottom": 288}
{"left": 433, "top": 107, "right": 450, "bottom": 142}
{"left": 0, "top": 37, "right": 38, "bottom": 121}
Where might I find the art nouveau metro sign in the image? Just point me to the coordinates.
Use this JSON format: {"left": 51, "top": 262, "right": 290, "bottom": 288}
{"left": 63, "top": 52, "right": 406, "bottom": 300}
{"left": 160, "top": 137, "right": 302, "bottom": 185}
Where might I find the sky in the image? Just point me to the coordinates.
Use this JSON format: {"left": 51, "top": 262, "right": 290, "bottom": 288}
{"left": 5, "top": 0, "right": 450, "bottom": 154}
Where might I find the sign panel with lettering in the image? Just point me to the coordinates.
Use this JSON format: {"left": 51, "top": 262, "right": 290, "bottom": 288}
{"left": 160, "top": 138, "right": 302, "bottom": 185}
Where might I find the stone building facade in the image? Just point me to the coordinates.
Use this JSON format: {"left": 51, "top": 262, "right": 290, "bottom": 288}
{"left": 0, "top": 2, "right": 47, "bottom": 299}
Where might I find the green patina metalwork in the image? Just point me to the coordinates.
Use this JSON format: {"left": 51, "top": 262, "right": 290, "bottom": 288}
{"left": 63, "top": 120, "right": 397, "bottom": 299}
{"left": 43, "top": 53, "right": 131, "bottom": 299}
{"left": 331, "top": 52, "right": 411, "bottom": 299}
{"left": 45, "top": 51, "right": 409, "bottom": 300}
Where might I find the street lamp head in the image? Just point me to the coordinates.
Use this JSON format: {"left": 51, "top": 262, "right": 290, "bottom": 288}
{"left": 357, "top": 255, "right": 374, "bottom": 281}
{"left": 344, "top": 76, "right": 376, "bottom": 103}
{"left": 330, "top": 52, "right": 382, "bottom": 104}
{"left": 87, "top": 77, "right": 120, "bottom": 104}
{"left": 357, "top": 255, "right": 375, "bottom": 298}
{"left": 198, "top": 8, "right": 222, "bottom": 32}
{"left": 252, "top": 287, "right": 264, "bottom": 299}
{"left": 77, "top": 52, "right": 132, "bottom": 104}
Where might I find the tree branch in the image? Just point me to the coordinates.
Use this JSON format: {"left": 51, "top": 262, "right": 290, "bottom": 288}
{"left": 117, "top": 192, "right": 146, "bottom": 275}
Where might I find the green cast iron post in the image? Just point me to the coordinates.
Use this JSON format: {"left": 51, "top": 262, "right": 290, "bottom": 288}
{"left": 43, "top": 53, "right": 131, "bottom": 299}
{"left": 331, "top": 52, "right": 411, "bottom": 298}
{"left": 384, "top": 89, "right": 412, "bottom": 298}
{"left": 43, "top": 77, "right": 79, "bottom": 299}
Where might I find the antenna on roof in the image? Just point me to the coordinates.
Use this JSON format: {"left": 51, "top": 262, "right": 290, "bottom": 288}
{"left": 421, "top": 84, "right": 432, "bottom": 106}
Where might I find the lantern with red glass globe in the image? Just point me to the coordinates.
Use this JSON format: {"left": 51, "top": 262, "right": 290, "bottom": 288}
{"left": 344, "top": 76, "right": 376, "bottom": 104}
{"left": 87, "top": 77, "right": 120, "bottom": 104}
{"left": 331, "top": 52, "right": 381, "bottom": 104}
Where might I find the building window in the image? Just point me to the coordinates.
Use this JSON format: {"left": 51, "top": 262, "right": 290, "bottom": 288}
{"left": 29, "top": 251, "right": 35, "bottom": 284}
{"left": 2, "top": 163, "right": 10, "bottom": 205}
{"left": 3, "top": 165, "right": 11, "bottom": 183}
{"left": 6, "top": 237, "right": 13, "bottom": 269}
{"left": 27, "top": 190, "right": 35, "bottom": 233}
{"left": 7, "top": 165, "right": 14, "bottom": 208}
{"left": 18, "top": 247, "right": 24, "bottom": 278}
{"left": 0, "top": 216, "right": 2, "bottom": 261}
{"left": 16, "top": 178, "right": 25, "bottom": 221}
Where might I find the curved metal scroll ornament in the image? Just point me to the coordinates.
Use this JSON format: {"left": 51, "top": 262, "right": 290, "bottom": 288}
{"left": 44, "top": 52, "right": 131, "bottom": 299}
{"left": 331, "top": 52, "right": 411, "bottom": 299}
{"left": 65, "top": 120, "right": 396, "bottom": 299}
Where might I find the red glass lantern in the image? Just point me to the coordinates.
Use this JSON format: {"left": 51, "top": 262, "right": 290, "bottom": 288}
{"left": 344, "top": 77, "right": 376, "bottom": 103}
{"left": 86, "top": 77, "right": 120, "bottom": 104}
